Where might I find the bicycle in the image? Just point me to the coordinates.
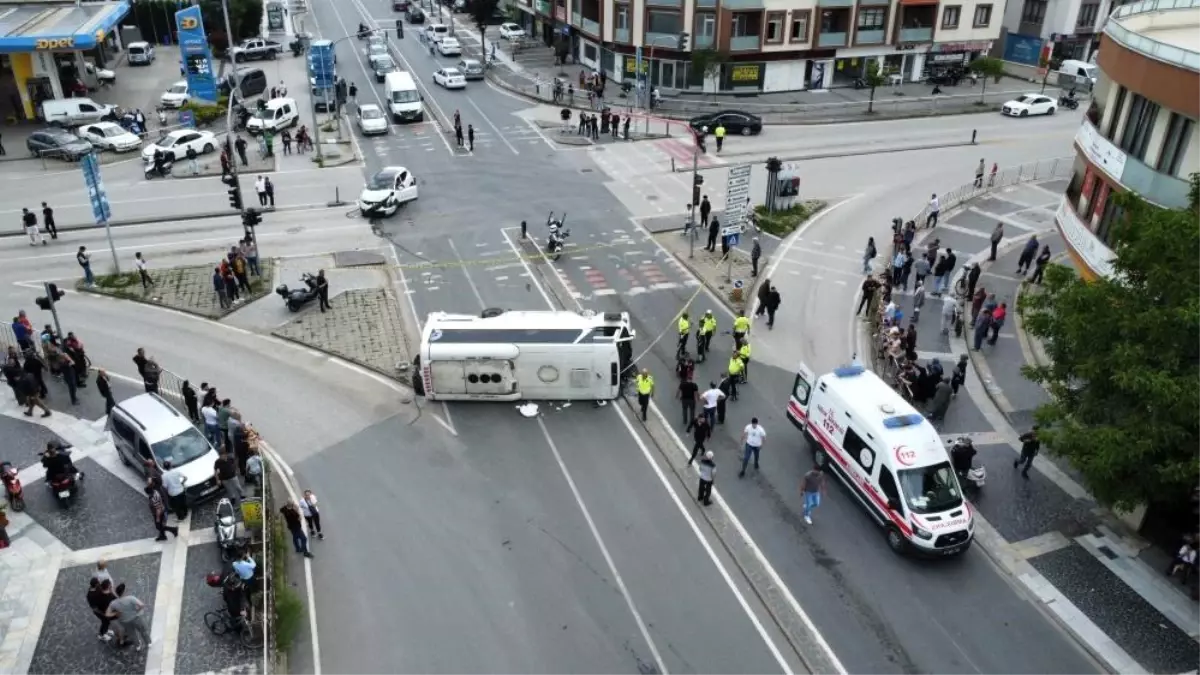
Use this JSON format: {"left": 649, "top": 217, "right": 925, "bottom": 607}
{"left": 204, "top": 607, "right": 259, "bottom": 647}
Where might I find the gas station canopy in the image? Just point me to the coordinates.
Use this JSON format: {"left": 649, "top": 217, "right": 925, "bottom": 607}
{"left": 0, "top": 1, "right": 131, "bottom": 53}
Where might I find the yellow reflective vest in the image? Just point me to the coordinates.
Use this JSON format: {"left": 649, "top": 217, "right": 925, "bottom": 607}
{"left": 636, "top": 374, "right": 654, "bottom": 395}
{"left": 678, "top": 316, "right": 690, "bottom": 335}
{"left": 733, "top": 316, "right": 750, "bottom": 333}
{"left": 727, "top": 357, "right": 744, "bottom": 375}
{"left": 715, "top": 125, "right": 726, "bottom": 139}
{"left": 739, "top": 343, "right": 751, "bottom": 361}
{"left": 701, "top": 316, "right": 717, "bottom": 335}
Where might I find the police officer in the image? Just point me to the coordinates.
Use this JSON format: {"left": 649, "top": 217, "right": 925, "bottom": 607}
{"left": 677, "top": 312, "right": 690, "bottom": 355}
{"left": 635, "top": 368, "right": 654, "bottom": 421}
{"left": 714, "top": 122, "right": 726, "bottom": 152}
{"left": 738, "top": 340, "right": 751, "bottom": 383}
{"left": 732, "top": 313, "right": 750, "bottom": 349}
{"left": 698, "top": 310, "right": 717, "bottom": 361}
{"left": 726, "top": 352, "right": 743, "bottom": 400}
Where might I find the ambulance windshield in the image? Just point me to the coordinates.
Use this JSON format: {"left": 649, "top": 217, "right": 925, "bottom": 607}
{"left": 897, "top": 461, "right": 963, "bottom": 514}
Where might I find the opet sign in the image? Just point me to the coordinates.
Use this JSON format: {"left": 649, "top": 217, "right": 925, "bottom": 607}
{"left": 35, "top": 37, "right": 75, "bottom": 50}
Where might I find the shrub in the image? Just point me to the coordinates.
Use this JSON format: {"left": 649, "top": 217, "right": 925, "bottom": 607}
{"left": 752, "top": 200, "right": 826, "bottom": 238}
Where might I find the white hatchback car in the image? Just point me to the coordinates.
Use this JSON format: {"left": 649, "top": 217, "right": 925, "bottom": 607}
{"left": 437, "top": 37, "right": 461, "bottom": 56}
{"left": 160, "top": 80, "right": 190, "bottom": 108}
{"left": 357, "top": 103, "right": 389, "bottom": 135}
{"left": 359, "top": 165, "right": 418, "bottom": 217}
{"left": 1001, "top": 93, "right": 1056, "bottom": 117}
{"left": 498, "top": 22, "right": 525, "bottom": 40}
{"left": 433, "top": 67, "right": 466, "bottom": 89}
{"left": 77, "top": 121, "right": 141, "bottom": 152}
{"left": 142, "top": 129, "right": 217, "bottom": 162}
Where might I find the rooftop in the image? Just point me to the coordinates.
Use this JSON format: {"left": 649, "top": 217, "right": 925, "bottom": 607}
{"left": 1106, "top": 0, "right": 1200, "bottom": 71}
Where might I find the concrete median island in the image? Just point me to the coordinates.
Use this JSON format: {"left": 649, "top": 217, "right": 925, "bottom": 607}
{"left": 78, "top": 260, "right": 276, "bottom": 318}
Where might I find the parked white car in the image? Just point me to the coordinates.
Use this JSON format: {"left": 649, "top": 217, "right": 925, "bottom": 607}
{"left": 425, "top": 23, "right": 449, "bottom": 43}
{"left": 498, "top": 22, "right": 525, "bottom": 40}
{"left": 1001, "top": 93, "right": 1057, "bottom": 117}
{"left": 357, "top": 103, "right": 389, "bottom": 135}
{"left": 160, "top": 80, "right": 190, "bottom": 108}
{"left": 437, "top": 37, "right": 462, "bottom": 56}
{"left": 358, "top": 166, "right": 418, "bottom": 217}
{"left": 433, "top": 67, "right": 466, "bottom": 89}
{"left": 142, "top": 129, "right": 217, "bottom": 162}
{"left": 85, "top": 62, "right": 116, "bottom": 83}
{"left": 77, "top": 121, "right": 141, "bottom": 152}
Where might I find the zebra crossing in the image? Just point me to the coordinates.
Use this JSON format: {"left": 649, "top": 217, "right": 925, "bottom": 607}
{"left": 363, "top": 121, "right": 548, "bottom": 159}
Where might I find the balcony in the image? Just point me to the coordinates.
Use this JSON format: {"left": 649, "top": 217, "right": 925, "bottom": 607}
{"left": 647, "top": 0, "right": 683, "bottom": 6}
{"left": 582, "top": 17, "right": 600, "bottom": 35}
{"left": 696, "top": 0, "right": 717, "bottom": 6}
{"left": 856, "top": 28, "right": 885, "bottom": 43}
{"left": 571, "top": 10, "right": 580, "bottom": 25}
{"left": 899, "top": 26, "right": 933, "bottom": 41}
{"left": 1075, "top": 119, "right": 1192, "bottom": 209}
{"left": 646, "top": 31, "right": 681, "bottom": 46}
{"left": 722, "top": 0, "right": 764, "bottom": 8}
{"left": 731, "top": 34, "right": 761, "bottom": 50}
{"left": 817, "top": 30, "right": 848, "bottom": 46}
{"left": 615, "top": 27, "right": 630, "bottom": 42}
{"left": 694, "top": 32, "right": 714, "bottom": 48}
{"left": 1106, "top": 0, "right": 1200, "bottom": 71}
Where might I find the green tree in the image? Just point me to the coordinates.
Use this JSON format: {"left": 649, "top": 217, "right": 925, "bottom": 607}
{"left": 468, "top": 0, "right": 500, "bottom": 44}
{"left": 968, "top": 56, "right": 1005, "bottom": 103}
{"left": 1020, "top": 193, "right": 1200, "bottom": 510}
{"left": 862, "top": 60, "right": 887, "bottom": 114}
{"left": 689, "top": 47, "right": 729, "bottom": 86}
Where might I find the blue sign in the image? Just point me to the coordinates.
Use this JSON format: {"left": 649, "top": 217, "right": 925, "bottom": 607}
{"left": 80, "top": 153, "right": 112, "bottom": 224}
{"left": 1002, "top": 33, "right": 1044, "bottom": 66}
{"left": 308, "top": 40, "right": 336, "bottom": 88}
{"left": 178, "top": 110, "right": 195, "bottom": 128}
{"left": 175, "top": 6, "right": 218, "bottom": 103}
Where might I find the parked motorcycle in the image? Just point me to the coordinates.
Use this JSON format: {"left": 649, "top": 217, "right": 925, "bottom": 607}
{"left": 214, "top": 497, "right": 245, "bottom": 562}
{"left": 951, "top": 437, "right": 986, "bottom": 492}
{"left": 0, "top": 461, "right": 25, "bottom": 511}
{"left": 275, "top": 272, "right": 320, "bottom": 312}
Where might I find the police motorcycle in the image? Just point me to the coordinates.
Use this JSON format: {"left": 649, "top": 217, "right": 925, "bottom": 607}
{"left": 546, "top": 211, "right": 570, "bottom": 261}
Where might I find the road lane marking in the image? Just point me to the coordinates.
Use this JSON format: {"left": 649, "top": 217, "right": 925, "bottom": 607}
{"left": 447, "top": 238, "right": 488, "bottom": 308}
{"left": 534, "top": 415, "right": 668, "bottom": 675}
{"left": 613, "top": 404, "right": 794, "bottom": 674}
{"left": 465, "top": 95, "right": 519, "bottom": 156}
{"left": 499, "top": 228, "right": 556, "bottom": 309}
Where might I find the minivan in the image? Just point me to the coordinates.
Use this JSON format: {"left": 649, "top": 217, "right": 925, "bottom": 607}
{"left": 108, "top": 393, "right": 222, "bottom": 503}
{"left": 246, "top": 97, "right": 299, "bottom": 134}
{"left": 1058, "top": 59, "right": 1097, "bottom": 88}
{"left": 220, "top": 68, "right": 268, "bottom": 99}
{"left": 384, "top": 71, "right": 423, "bottom": 122}
{"left": 127, "top": 41, "right": 155, "bottom": 65}
{"left": 41, "top": 97, "right": 118, "bottom": 127}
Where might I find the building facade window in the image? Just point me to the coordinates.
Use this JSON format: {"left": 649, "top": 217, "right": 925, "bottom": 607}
{"left": 733, "top": 12, "right": 758, "bottom": 36}
{"left": 766, "top": 11, "right": 785, "bottom": 42}
{"left": 941, "top": 5, "right": 960, "bottom": 28}
{"left": 1106, "top": 85, "right": 1128, "bottom": 139}
{"left": 696, "top": 12, "right": 714, "bottom": 38}
{"left": 790, "top": 11, "right": 810, "bottom": 42}
{"left": 616, "top": 4, "right": 629, "bottom": 31}
{"left": 647, "top": 10, "right": 682, "bottom": 34}
{"left": 1157, "top": 113, "right": 1195, "bottom": 176}
{"left": 973, "top": 4, "right": 992, "bottom": 26}
{"left": 1118, "top": 93, "right": 1160, "bottom": 160}
{"left": 1076, "top": 2, "right": 1098, "bottom": 28}
{"left": 1021, "top": 0, "right": 1046, "bottom": 24}
{"left": 858, "top": 7, "right": 886, "bottom": 31}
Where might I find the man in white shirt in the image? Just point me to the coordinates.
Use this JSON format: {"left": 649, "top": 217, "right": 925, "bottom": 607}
{"left": 134, "top": 252, "right": 154, "bottom": 290}
{"left": 699, "top": 382, "right": 724, "bottom": 429}
{"left": 925, "top": 193, "right": 941, "bottom": 228}
{"left": 739, "top": 417, "right": 766, "bottom": 478}
{"left": 201, "top": 404, "right": 221, "bottom": 449}
{"left": 160, "top": 459, "right": 188, "bottom": 520}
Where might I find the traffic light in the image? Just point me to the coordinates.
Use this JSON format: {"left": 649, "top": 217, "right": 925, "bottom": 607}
{"left": 678, "top": 32, "right": 689, "bottom": 50}
{"left": 224, "top": 174, "right": 243, "bottom": 211}
{"left": 35, "top": 283, "right": 64, "bottom": 311}
{"left": 692, "top": 173, "right": 704, "bottom": 205}
{"left": 242, "top": 208, "right": 262, "bottom": 228}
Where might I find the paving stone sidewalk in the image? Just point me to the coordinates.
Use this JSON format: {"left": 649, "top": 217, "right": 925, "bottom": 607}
{"left": 80, "top": 260, "right": 276, "bottom": 319}
{"left": 272, "top": 286, "right": 412, "bottom": 379}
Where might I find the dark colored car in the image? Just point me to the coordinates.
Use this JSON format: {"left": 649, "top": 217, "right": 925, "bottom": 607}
{"left": 218, "top": 68, "right": 268, "bottom": 100}
{"left": 689, "top": 110, "right": 763, "bottom": 136}
{"left": 27, "top": 129, "right": 94, "bottom": 160}
{"left": 373, "top": 56, "right": 399, "bottom": 82}
{"left": 406, "top": 6, "right": 425, "bottom": 23}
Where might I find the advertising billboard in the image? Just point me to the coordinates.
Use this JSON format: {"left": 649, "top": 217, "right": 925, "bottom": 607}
{"left": 175, "top": 6, "right": 218, "bottom": 104}
{"left": 1002, "top": 33, "right": 1044, "bottom": 66}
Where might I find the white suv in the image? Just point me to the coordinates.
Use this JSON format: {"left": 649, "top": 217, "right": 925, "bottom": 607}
{"left": 108, "top": 393, "right": 222, "bottom": 503}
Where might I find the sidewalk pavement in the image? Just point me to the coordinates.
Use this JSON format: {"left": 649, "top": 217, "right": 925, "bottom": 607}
{"left": 876, "top": 179, "right": 1200, "bottom": 674}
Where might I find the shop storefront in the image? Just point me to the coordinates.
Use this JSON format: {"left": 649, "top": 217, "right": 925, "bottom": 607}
{"left": 927, "top": 40, "right": 991, "bottom": 70}
{"left": 0, "top": 1, "right": 130, "bottom": 122}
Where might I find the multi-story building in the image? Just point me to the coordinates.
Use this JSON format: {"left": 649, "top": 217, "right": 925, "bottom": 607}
{"left": 1056, "top": 0, "right": 1198, "bottom": 279}
{"left": 998, "top": 0, "right": 1113, "bottom": 63}
{"left": 508, "top": 0, "right": 1003, "bottom": 92}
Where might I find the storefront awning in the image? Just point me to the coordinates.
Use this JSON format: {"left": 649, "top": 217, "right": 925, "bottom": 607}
{"left": 0, "top": 1, "right": 130, "bottom": 53}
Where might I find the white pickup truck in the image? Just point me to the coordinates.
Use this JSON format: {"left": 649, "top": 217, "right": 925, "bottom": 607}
{"left": 231, "top": 38, "right": 283, "bottom": 62}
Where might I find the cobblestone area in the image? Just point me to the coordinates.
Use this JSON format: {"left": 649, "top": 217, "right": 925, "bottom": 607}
{"left": 655, "top": 233, "right": 761, "bottom": 314}
{"left": 271, "top": 287, "right": 411, "bottom": 378}
{"left": 173, "top": 138, "right": 276, "bottom": 179}
{"left": 80, "top": 260, "right": 276, "bottom": 319}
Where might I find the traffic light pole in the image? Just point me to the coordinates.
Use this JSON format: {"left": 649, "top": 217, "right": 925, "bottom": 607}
{"left": 220, "top": 0, "right": 254, "bottom": 246}
{"left": 689, "top": 137, "right": 699, "bottom": 259}
{"left": 42, "top": 283, "right": 64, "bottom": 340}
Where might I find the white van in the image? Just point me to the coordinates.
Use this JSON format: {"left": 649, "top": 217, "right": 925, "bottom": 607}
{"left": 787, "top": 363, "right": 974, "bottom": 556}
{"left": 425, "top": 23, "right": 450, "bottom": 43}
{"left": 384, "top": 71, "right": 423, "bottom": 123}
{"left": 127, "top": 41, "right": 155, "bottom": 65}
{"left": 1058, "top": 59, "right": 1097, "bottom": 88}
{"left": 41, "top": 97, "right": 118, "bottom": 127}
{"left": 107, "top": 393, "right": 222, "bottom": 503}
{"left": 246, "top": 97, "right": 299, "bottom": 134}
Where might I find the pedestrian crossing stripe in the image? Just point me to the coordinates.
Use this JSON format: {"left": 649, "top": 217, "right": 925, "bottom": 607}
{"left": 384, "top": 239, "right": 740, "bottom": 271}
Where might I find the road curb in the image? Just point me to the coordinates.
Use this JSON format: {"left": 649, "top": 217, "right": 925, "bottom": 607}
{"left": 0, "top": 203, "right": 344, "bottom": 240}
{"left": 679, "top": 140, "right": 977, "bottom": 172}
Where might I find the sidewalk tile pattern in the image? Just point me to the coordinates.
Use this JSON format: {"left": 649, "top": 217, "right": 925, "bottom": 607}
{"left": 272, "top": 286, "right": 411, "bottom": 377}
{"left": 966, "top": 443, "right": 1096, "bottom": 542}
{"left": 84, "top": 261, "right": 276, "bottom": 319}
{"left": 175, "top": 544, "right": 259, "bottom": 675}
{"left": 21, "top": 457, "right": 152, "bottom": 551}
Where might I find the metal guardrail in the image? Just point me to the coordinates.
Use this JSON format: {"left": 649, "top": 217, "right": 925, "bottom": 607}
{"left": 911, "top": 156, "right": 1074, "bottom": 227}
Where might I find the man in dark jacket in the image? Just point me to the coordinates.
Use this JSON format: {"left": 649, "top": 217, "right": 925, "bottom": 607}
{"left": 95, "top": 369, "right": 116, "bottom": 415}
{"left": 1014, "top": 425, "right": 1040, "bottom": 478}
{"left": 1017, "top": 235, "right": 1040, "bottom": 275}
{"left": 699, "top": 196, "right": 712, "bottom": 227}
{"left": 686, "top": 412, "right": 710, "bottom": 464}
{"left": 705, "top": 217, "right": 720, "bottom": 252}
{"left": 764, "top": 287, "right": 781, "bottom": 328}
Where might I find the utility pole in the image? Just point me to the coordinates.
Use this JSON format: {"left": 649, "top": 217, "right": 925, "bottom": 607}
{"left": 688, "top": 138, "right": 699, "bottom": 259}
{"left": 220, "top": 0, "right": 259, "bottom": 249}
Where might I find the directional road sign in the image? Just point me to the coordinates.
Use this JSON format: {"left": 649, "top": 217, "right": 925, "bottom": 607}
{"left": 724, "top": 163, "right": 752, "bottom": 226}
{"left": 80, "top": 153, "right": 111, "bottom": 224}
{"left": 720, "top": 223, "right": 746, "bottom": 236}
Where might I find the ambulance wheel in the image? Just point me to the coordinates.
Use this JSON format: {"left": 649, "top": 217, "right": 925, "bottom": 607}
{"left": 885, "top": 527, "right": 907, "bottom": 554}
{"left": 807, "top": 433, "right": 827, "bottom": 469}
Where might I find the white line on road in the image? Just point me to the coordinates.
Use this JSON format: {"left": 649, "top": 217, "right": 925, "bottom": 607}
{"left": 447, "top": 238, "right": 488, "bottom": 307}
{"left": 534, "top": 415, "right": 668, "bottom": 675}
{"left": 499, "top": 227, "right": 556, "bottom": 309}
{"left": 465, "top": 95, "right": 519, "bottom": 156}
{"left": 612, "top": 404, "right": 794, "bottom": 674}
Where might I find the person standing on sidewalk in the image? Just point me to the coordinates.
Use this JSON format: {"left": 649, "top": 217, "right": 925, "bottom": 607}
{"left": 317, "top": 269, "right": 331, "bottom": 312}
{"left": 213, "top": 266, "right": 231, "bottom": 309}
{"left": 300, "top": 489, "right": 324, "bottom": 539}
{"left": 107, "top": 583, "right": 151, "bottom": 651}
{"left": 801, "top": 466, "right": 826, "bottom": 524}
{"left": 87, "top": 578, "right": 116, "bottom": 642}
{"left": 1030, "top": 245, "right": 1052, "bottom": 284}
{"left": 699, "top": 196, "right": 711, "bottom": 227}
{"left": 265, "top": 177, "right": 275, "bottom": 207}
{"left": 281, "top": 500, "right": 314, "bottom": 558}
{"left": 764, "top": 286, "right": 781, "bottom": 329}
{"left": 862, "top": 236, "right": 877, "bottom": 273}
{"left": 41, "top": 202, "right": 57, "bottom": 240}
{"left": 705, "top": 217, "right": 720, "bottom": 252}
{"left": 699, "top": 381, "right": 723, "bottom": 430}
{"left": 686, "top": 412, "right": 710, "bottom": 464}
{"left": 925, "top": 194, "right": 940, "bottom": 228}
{"left": 77, "top": 246, "right": 94, "bottom": 286}
{"left": 1014, "top": 425, "right": 1040, "bottom": 478}
{"left": 161, "top": 459, "right": 188, "bottom": 520}
{"left": 95, "top": 368, "right": 116, "bottom": 415}
{"left": 750, "top": 237, "right": 762, "bottom": 277}
{"left": 739, "top": 417, "right": 766, "bottom": 478}
{"left": 677, "top": 373, "right": 698, "bottom": 426}
{"left": 989, "top": 222, "right": 1004, "bottom": 261}
{"left": 966, "top": 262, "right": 982, "bottom": 298}
{"left": 1017, "top": 235, "right": 1039, "bottom": 275}
{"left": 634, "top": 368, "right": 654, "bottom": 421}
{"left": 146, "top": 483, "right": 179, "bottom": 541}
{"left": 974, "top": 158, "right": 986, "bottom": 188}
{"left": 255, "top": 175, "right": 268, "bottom": 206}
{"left": 697, "top": 451, "right": 716, "bottom": 506}
{"left": 912, "top": 283, "right": 925, "bottom": 322}
{"left": 856, "top": 275, "right": 880, "bottom": 317}
{"left": 714, "top": 123, "right": 726, "bottom": 152}
{"left": 134, "top": 253, "right": 153, "bottom": 289}
{"left": 987, "top": 302, "right": 1007, "bottom": 345}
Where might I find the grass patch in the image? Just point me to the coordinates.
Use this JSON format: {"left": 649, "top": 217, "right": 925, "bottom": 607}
{"left": 752, "top": 200, "right": 827, "bottom": 238}
{"left": 271, "top": 517, "right": 305, "bottom": 652}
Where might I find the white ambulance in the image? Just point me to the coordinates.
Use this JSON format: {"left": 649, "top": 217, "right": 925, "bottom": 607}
{"left": 787, "top": 363, "right": 974, "bottom": 556}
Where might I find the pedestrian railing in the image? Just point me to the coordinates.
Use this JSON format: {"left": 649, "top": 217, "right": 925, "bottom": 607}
{"left": 909, "top": 156, "right": 1073, "bottom": 228}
